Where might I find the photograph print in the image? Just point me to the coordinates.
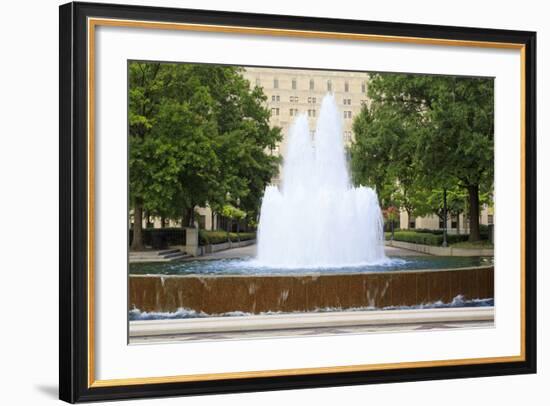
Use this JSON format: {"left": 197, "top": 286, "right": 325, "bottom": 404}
{"left": 127, "top": 61, "right": 495, "bottom": 344}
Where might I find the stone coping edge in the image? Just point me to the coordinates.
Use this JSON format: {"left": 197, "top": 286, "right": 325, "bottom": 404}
{"left": 388, "top": 240, "right": 494, "bottom": 256}
{"left": 129, "top": 307, "right": 494, "bottom": 336}
{"left": 129, "top": 265, "right": 494, "bottom": 279}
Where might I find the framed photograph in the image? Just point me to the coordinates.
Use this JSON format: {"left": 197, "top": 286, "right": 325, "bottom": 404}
{"left": 59, "top": 1, "right": 536, "bottom": 403}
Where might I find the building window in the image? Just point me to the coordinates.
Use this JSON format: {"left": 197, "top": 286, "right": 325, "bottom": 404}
{"left": 327, "top": 80, "right": 332, "bottom": 92}
{"left": 290, "top": 96, "right": 299, "bottom": 103}
{"left": 271, "top": 107, "right": 279, "bottom": 116}
{"left": 308, "top": 109, "right": 316, "bottom": 117}
{"left": 308, "top": 96, "right": 316, "bottom": 104}
{"left": 343, "top": 131, "right": 352, "bottom": 142}
{"left": 343, "top": 98, "right": 351, "bottom": 105}
{"left": 344, "top": 111, "right": 352, "bottom": 119}
{"left": 256, "top": 78, "right": 261, "bottom": 87}
{"left": 451, "top": 215, "right": 458, "bottom": 229}
{"left": 439, "top": 217, "right": 445, "bottom": 229}
{"left": 273, "top": 78, "right": 279, "bottom": 89}
{"left": 344, "top": 81, "right": 349, "bottom": 92}
{"left": 361, "top": 99, "right": 368, "bottom": 106}
{"left": 276, "top": 95, "right": 280, "bottom": 102}
{"left": 292, "top": 78, "right": 297, "bottom": 90}
{"left": 488, "top": 214, "right": 494, "bottom": 225}
{"left": 409, "top": 216, "right": 416, "bottom": 229}
{"left": 309, "top": 79, "right": 315, "bottom": 90}
{"left": 361, "top": 81, "right": 366, "bottom": 93}
{"left": 290, "top": 108, "right": 299, "bottom": 116}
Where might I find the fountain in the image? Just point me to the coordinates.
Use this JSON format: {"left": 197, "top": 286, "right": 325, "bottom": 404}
{"left": 128, "top": 96, "right": 494, "bottom": 323}
{"left": 256, "top": 94, "right": 386, "bottom": 268}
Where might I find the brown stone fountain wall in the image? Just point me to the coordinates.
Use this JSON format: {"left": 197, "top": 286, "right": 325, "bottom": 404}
{"left": 129, "top": 266, "right": 493, "bottom": 314}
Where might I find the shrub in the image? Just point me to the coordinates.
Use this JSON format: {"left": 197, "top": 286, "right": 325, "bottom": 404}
{"left": 199, "top": 230, "right": 228, "bottom": 245}
{"left": 413, "top": 228, "right": 444, "bottom": 235}
{"left": 199, "top": 230, "right": 256, "bottom": 246}
{"left": 446, "top": 234, "right": 471, "bottom": 244}
{"left": 229, "top": 232, "right": 256, "bottom": 242}
{"left": 480, "top": 224, "right": 489, "bottom": 239}
{"left": 129, "top": 227, "right": 185, "bottom": 247}
{"left": 129, "top": 228, "right": 257, "bottom": 247}
{"left": 386, "top": 230, "right": 469, "bottom": 246}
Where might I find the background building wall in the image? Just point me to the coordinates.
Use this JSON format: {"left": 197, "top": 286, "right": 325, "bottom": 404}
{"left": 399, "top": 207, "right": 494, "bottom": 233}
{"left": 242, "top": 67, "right": 369, "bottom": 183}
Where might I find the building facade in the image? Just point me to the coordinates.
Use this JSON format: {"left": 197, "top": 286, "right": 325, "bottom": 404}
{"left": 399, "top": 207, "right": 494, "bottom": 234}
{"left": 242, "top": 67, "right": 369, "bottom": 183}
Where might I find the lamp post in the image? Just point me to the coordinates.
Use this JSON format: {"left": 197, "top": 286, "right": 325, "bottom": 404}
{"left": 236, "top": 197, "right": 241, "bottom": 242}
{"left": 442, "top": 188, "right": 448, "bottom": 247}
{"left": 390, "top": 206, "right": 397, "bottom": 241}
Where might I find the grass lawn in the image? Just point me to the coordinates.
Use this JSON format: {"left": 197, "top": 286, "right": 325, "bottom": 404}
{"left": 450, "top": 240, "right": 494, "bottom": 249}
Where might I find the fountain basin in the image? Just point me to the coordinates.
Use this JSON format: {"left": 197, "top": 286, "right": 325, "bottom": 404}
{"left": 129, "top": 265, "right": 493, "bottom": 315}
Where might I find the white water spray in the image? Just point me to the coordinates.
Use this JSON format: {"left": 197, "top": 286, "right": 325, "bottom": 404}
{"left": 256, "top": 94, "right": 386, "bottom": 268}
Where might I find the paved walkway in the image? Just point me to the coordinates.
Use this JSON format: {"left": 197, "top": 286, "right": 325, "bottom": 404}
{"left": 129, "top": 242, "right": 424, "bottom": 264}
{"left": 130, "top": 318, "right": 492, "bottom": 344}
{"left": 384, "top": 244, "right": 427, "bottom": 257}
{"left": 187, "top": 243, "right": 424, "bottom": 261}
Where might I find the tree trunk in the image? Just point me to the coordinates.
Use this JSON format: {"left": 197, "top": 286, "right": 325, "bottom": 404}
{"left": 182, "top": 207, "right": 195, "bottom": 228}
{"left": 130, "top": 202, "right": 144, "bottom": 251}
{"left": 467, "top": 184, "right": 481, "bottom": 241}
{"left": 406, "top": 209, "right": 412, "bottom": 229}
{"left": 442, "top": 188, "right": 448, "bottom": 247}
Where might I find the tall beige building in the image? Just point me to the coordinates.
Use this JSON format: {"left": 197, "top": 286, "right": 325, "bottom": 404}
{"left": 242, "top": 67, "right": 369, "bottom": 183}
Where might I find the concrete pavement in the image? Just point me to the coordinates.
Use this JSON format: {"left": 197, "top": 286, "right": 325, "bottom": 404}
{"left": 129, "top": 307, "right": 494, "bottom": 343}
{"left": 189, "top": 243, "right": 425, "bottom": 261}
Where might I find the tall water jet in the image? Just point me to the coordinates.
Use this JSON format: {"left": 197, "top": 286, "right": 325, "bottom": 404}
{"left": 256, "top": 94, "right": 386, "bottom": 268}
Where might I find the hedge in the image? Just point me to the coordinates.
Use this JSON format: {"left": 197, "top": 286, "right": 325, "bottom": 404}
{"left": 129, "top": 227, "right": 185, "bottom": 247}
{"left": 199, "top": 230, "right": 256, "bottom": 246}
{"left": 385, "top": 231, "right": 470, "bottom": 246}
{"left": 129, "top": 228, "right": 257, "bottom": 248}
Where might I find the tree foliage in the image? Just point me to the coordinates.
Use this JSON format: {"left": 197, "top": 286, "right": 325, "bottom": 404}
{"left": 350, "top": 73, "right": 494, "bottom": 241}
{"left": 129, "top": 62, "right": 281, "bottom": 249}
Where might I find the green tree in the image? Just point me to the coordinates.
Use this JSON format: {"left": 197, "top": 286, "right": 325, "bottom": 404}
{"left": 129, "top": 62, "right": 281, "bottom": 250}
{"left": 129, "top": 63, "right": 174, "bottom": 250}
{"left": 351, "top": 73, "right": 494, "bottom": 241}
{"left": 221, "top": 204, "right": 247, "bottom": 239}
{"left": 415, "top": 76, "right": 494, "bottom": 241}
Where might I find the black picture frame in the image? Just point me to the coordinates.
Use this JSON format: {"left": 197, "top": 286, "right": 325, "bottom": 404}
{"left": 59, "top": 1, "right": 537, "bottom": 403}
